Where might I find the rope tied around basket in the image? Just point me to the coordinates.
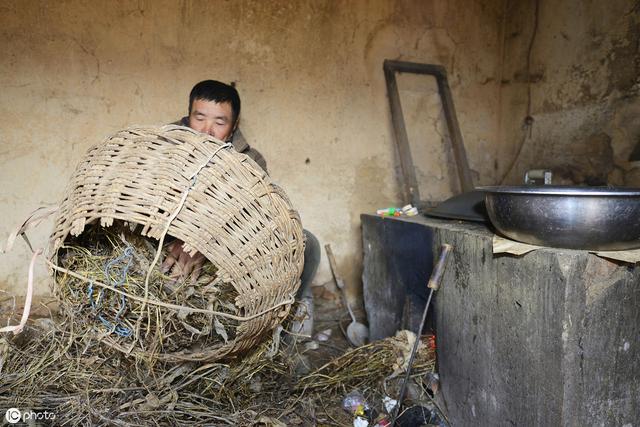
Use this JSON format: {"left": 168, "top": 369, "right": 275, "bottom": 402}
{"left": 87, "top": 246, "right": 135, "bottom": 337}
{"left": 136, "top": 142, "right": 234, "bottom": 340}
{"left": 142, "top": 141, "right": 234, "bottom": 286}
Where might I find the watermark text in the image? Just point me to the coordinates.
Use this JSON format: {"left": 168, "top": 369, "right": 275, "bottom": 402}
{"left": 5, "top": 408, "right": 56, "bottom": 424}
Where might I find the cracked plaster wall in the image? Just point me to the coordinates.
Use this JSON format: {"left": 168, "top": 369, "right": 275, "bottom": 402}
{"left": 0, "top": 0, "right": 506, "bottom": 300}
{"left": 498, "top": 0, "right": 640, "bottom": 185}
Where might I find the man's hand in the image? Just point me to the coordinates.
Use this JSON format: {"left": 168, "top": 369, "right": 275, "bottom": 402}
{"left": 161, "top": 240, "right": 206, "bottom": 284}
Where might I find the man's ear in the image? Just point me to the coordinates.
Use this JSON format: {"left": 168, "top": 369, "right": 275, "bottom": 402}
{"left": 228, "top": 118, "right": 240, "bottom": 142}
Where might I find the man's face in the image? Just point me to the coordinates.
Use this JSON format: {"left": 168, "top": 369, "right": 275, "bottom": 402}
{"left": 188, "top": 99, "right": 236, "bottom": 141}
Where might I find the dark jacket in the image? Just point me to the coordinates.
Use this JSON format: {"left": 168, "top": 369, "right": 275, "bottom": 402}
{"left": 174, "top": 117, "right": 267, "bottom": 172}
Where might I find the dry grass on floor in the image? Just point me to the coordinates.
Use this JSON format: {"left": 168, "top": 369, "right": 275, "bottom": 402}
{"left": 1, "top": 290, "right": 436, "bottom": 426}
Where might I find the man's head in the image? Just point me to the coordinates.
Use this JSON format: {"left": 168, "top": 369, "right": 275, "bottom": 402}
{"left": 187, "top": 80, "right": 240, "bottom": 141}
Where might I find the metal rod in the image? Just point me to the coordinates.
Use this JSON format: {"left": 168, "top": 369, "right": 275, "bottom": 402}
{"left": 390, "top": 244, "right": 453, "bottom": 426}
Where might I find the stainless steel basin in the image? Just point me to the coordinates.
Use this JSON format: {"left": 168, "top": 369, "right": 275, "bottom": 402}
{"left": 479, "top": 186, "right": 640, "bottom": 251}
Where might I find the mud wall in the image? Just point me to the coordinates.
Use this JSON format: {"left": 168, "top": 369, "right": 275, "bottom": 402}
{"left": 498, "top": 0, "right": 640, "bottom": 186}
{"left": 0, "top": 0, "right": 505, "bottom": 299}
{"left": 2, "top": 0, "right": 638, "bottom": 303}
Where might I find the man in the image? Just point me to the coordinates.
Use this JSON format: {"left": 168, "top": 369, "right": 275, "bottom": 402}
{"left": 161, "top": 80, "right": 267, "bottom": 280}
{"left": 175, "top": 79, "right": 267, "bottom": 171}
{"left": 162, "top": 81, "right": 318, "bottom": 334}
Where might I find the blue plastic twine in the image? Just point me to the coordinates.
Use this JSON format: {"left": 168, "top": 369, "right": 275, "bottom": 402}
{"left": 87, "top": 245, "right": 134, "bottom": 337}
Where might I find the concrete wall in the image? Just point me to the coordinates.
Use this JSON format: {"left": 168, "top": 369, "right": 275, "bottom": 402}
{"left": 0, "top": 0, "right": 505, "bottom": 300}
{"left": 498, "top": 0, "right": 640, "bottom": 185}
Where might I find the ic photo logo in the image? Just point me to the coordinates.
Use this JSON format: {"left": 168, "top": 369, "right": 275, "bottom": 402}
{"left": 4, "top": 407, "right": 56, "bottom": 424}
{"left": 4, "top": 408, "right": 20, "bottom": 424}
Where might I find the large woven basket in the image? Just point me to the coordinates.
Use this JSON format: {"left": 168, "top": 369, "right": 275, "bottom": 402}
{"left": 48, "top": 125, "right": 304, "bottom": 362}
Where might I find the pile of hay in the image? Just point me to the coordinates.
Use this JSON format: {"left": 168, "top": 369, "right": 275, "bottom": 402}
{"left": 0, "top": 320, "right": 291, "bottom": 425}
{"left": 2, "top": 223, "right": 437, "bottom": 425}
{"left": 298, "top": 330, "right": 436, "bottom": 393}
{"left": 53, "top": 221, "right": 240, "bottom": 363}
{"left": 0, "top": 319, "right": 436, "bottom": 426}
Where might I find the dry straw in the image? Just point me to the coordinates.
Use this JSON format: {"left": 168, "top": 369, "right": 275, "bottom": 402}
{"left": 0, "top": 321, "right": 435, "bottom": 425}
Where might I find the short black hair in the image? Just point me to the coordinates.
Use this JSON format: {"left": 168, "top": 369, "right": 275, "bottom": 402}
{"left": 188, "top": 80, "right": 241, "bottom": 124}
